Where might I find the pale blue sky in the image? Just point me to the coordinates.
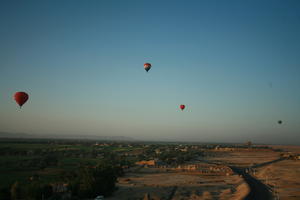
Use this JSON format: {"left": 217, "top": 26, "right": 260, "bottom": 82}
{"left": 0, "top": 0, "right": 299, "bottom": 144}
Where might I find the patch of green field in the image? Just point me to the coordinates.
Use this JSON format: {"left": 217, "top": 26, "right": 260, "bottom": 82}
{"left": 59, "top": 157, "right": 101, "bottom": 169}
{"left": 0, "top": 141, "right": 139, "bottom": 190}
{"left": 0, "top": 155, "right": 41, "bottom": 170}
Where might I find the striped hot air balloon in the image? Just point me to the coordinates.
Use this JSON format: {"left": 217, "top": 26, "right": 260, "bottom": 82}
{"left": 144, "top": 63, "right": 151, "bottom": 72}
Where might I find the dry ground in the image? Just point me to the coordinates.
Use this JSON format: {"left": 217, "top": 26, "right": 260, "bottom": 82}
{"left": 108, "top": 145, "right": 300, "bottom": 199}
{"left": 205, "top": 149, "right": 280, "bottom": 167}
{"left": 107, "top": 167, "right": 249, "bottom": 200}
{"left": 253, "top": 146, "right": 300, "bottom": 200}
{"left": 253, "top": 160, "right": 300, "bottom": 200}
{"left": 209, "top": 145, "right": 300, "bottom": 200}
{"left": 270, "top": 145, "right": 300, "bottom": 154}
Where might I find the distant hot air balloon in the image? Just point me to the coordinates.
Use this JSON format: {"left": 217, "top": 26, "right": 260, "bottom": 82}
{"left": 180, "top": 104, "right": 185, "bottom": 111}
{"left": 278, "top": 120, "right": 282, "bottom": 124}
{"left": 14, "top": 92, "right": 29, "bottom": 108}
{"left": 144, "top": 63, "right": 151, "bottom": 72}
{"left": 269, "top": 82, "right": 273, "bottom": 88}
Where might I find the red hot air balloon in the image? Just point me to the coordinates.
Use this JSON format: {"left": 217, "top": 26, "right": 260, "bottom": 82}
{"left": 180, "top": 104, "right": 185, "bottom": 111}
{"left": 144, "top": 63, "right": 151, "bottom": 72}
{"left": 14, "top": 92, "right": 29, "bottom": 108}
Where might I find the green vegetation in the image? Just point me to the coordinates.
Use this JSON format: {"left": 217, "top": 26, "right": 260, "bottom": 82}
{"left": 0, "top": 139, "right": 139, "bottom": 200}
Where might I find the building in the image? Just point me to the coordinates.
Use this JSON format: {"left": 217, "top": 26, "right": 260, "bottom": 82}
{"left": 135, "top": 160, "right": 156, "bottom": 166}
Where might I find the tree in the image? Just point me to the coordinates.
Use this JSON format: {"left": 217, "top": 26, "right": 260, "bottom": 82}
{"left": 40, "top": 184, "right": 53, "bottom": 199}
{"left": 78, "top": 162, "right": 118, "bottom": 198}
{"left": 23, "top": 182, "right": 43, "bottom": 200}
{"left": 0, "top": 186, "right": 11, "bottom": 200}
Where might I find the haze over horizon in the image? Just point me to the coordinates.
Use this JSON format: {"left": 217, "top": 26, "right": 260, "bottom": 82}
{"left": 0, "top": 1, "right": 300, "bottom": 145}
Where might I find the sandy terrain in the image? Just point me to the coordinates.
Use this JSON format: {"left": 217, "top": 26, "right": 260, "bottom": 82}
{"left": 108, "top": 145, "right": 300, "bottom": 199}
{"left": 254, "top": 160, "right": 300, "bottom": 199}
{"left": 253, "top": 146, "right": 300, "bottom": 200}
{"left": 270, "top": 145, "right": 300, "bottom": 154}
{"left": 205, "top": 150, "right": 280, "bottom": 167}
{"left": 107, "top": 168, "right": 249, "bottom": 200}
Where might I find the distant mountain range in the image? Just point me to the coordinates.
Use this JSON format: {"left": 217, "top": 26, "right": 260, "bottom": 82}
{"left": 0, "top": 132, "right": 134, "bottom": 141}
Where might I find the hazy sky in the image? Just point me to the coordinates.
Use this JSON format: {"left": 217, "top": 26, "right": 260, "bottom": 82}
{"left": 0, "top": 0, "right": 299, "bottom": 144}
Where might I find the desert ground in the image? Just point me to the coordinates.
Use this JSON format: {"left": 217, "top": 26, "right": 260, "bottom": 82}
{"left": 204, "top": 149, "right": 281, "bottom": 167}
{"left": 108, "top": 145, "right": 300, "bottom": 200}
{"left": 253, "top": 160, "right": 300, "bottom": 200}
{"left": 206, "top": 146, "right": 300, "bottom": 200}
{"left": 252, "top": 146, "right": 300, "bottom": 200}
{"left": 107, "top": 165, "right": 249, "bottom": 200}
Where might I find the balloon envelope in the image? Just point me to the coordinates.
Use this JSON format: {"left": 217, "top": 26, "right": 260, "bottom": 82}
{"left": 144, "top": 63, "right": 151, "bottom": 72}
{"left": 14, "top": 92, "right": 29, "bottom": 108}
{"left": 180, "top": 104, "right": 185, "bottom": 110}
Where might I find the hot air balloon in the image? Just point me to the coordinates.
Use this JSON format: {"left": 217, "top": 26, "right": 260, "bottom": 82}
{"left": 180, "top": 104, "right": 185, "bottom": 111}
{"left": 14, "top": 92, "right": 29, "bottom": 108}
{"left": 144, "top": 63, "right": 151, "bottom": 72}
{"left": 278, "top": 120, "right": 282, "bottom": 124}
